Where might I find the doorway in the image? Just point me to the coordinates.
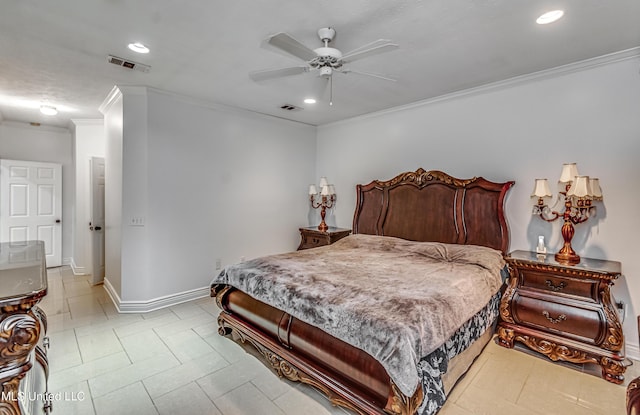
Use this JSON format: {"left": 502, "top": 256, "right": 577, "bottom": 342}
{"left": 0, "top": 159, "right": 63, "bottom": 267}
{"left": 90, "top": 157, "right": 105, "bottom": 285}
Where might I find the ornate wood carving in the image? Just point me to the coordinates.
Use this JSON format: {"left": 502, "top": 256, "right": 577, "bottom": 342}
{"left": 515, "top": 334, "right": 598, "bottom": 364}
{"left": 353, "top": 168, "right": 514, "bottom": 254}
{"left": 387, "top": 381, "right": 424, "bottom": 415}
{"left": 628, "top": 377, "right": 640, "bottom": 415}
{"left": 498, "top": 251, "right": 626, "bottom": 384}
{"left": 0, "top": 312, "right": 40, "bottom": 369}
{"left": 600, "top": 284, "right": 624, "bottom": 352}
{"left": 217, "top": 315, "right": 379, "bottom": 415}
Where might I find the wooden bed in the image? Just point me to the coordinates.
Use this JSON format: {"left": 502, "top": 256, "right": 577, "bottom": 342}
{"left": 211, "top": 168, "right": 514, "bottom": 414}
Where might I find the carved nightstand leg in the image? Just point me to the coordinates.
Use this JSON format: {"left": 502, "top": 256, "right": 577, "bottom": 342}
{"left": 601, "top": 357, "right": 625, "bottom": 385}
{"left": 497, "top": 326, "right": 515, "bottom": 349}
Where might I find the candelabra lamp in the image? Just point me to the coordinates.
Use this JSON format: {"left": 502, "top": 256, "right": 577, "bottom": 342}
{"left": 309, "top": 177, "right": 336, "bottom": 232}
{"left": 531, "top": 163, "right": 603, "bottom": 264}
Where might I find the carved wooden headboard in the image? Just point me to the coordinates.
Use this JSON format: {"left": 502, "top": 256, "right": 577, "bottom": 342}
{"left": 352, "top": 169, "right": 514, "bottom": 254}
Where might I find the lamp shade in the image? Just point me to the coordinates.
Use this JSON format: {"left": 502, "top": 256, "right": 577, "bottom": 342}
{"left": 531, "top": 179, "right": 552, "bottom": 198}
{"left": 319, "top": 177, "right": 329, "bottom": 188}
{"left": 308, "top": 184, "right": 317, "bottom": 195}
{"left": 327, "top": 184, "right": 336, "bottom": 195}
{"left": 589, "top": 178, "right": 603, "bottom": 200}
{"left": 567, "top": 176, "right": 592, "bottom": 199}
{"left": 321, "top": 185, "right": 330, "bottom": 196}
{"left": 558, "top": 163, "right": 579, "bottom": 183}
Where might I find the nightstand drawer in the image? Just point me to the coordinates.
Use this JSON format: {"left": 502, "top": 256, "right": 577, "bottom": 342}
{"left": 300, "top": 234, "right": 327, "bottom": 249}
{"left": 513, "top": 295, "right": 604, "bottom": 345}
{"left": 298, "top": 227, "right": 351, "bottom": 251}
{"left": 519, "top": 269, "right": 597, "bottom": 302}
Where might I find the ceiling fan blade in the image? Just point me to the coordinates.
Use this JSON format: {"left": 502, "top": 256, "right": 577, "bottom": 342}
{"left": 340, "top": 69, "right": 397, "bottom": 82}
{"left": 342, "top": 39, "right": 393, "bottom": 57}
{"left": 249, "top": 66, "right": 308, "bottom": 82}
{"left": 264, "top": 32, "right": 317, "bottom": 62}
{"left": 341, "top": 43, "right": 398, "bottom": 63}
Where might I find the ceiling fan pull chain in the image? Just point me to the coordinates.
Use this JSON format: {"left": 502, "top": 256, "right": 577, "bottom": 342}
{"left": 329, "top": 75, "right": 333, "bottom": 106}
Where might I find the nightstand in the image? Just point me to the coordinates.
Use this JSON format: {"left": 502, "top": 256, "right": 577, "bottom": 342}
{"left": 297, "top": 227, "right": 351, "bottom": 250}
{"left": 498, "top": 250, "right": 626, "bottom": 384}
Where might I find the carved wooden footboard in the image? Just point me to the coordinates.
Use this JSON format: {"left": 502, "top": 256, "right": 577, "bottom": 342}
{"left": 213, "top": 284, "right": 423, "bottom": 415}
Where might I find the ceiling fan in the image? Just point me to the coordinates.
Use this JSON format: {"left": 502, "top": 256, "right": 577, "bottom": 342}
{"left": 250, "top": 27, "right": 398, "bottom": 105}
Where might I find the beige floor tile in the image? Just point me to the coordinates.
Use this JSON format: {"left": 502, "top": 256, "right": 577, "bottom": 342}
{"left": 576, "top": 371, "right": 627, "bottom": 415}
{"left": 153, "top": 382, "right": 222, "bottom": 415}
{"left": 119, "top": 329, "right": 174, "bottom": 362}
{"left": 113, "top": 312, "right": 181, "bottom": 338}
{"left": 46, "top": 310, "right": 109, "bottom": 334}
{"left": 455, "top": 384, "right": 539, "bottom": 415}
{"left": 49, "top": 351, "right": 131, "bottom": 390}
{"left": 251, "top": 371, "right": 295, "bottom": 400}
{"left": 162, "top": 328, "right": 215, "bottom": 363}
{"left": 197, "top": 356, "right": 273, "bottom": 400}
{"left": 47, "top": 329, "right": 83, "bottom": 371}
{"left": 74, "top": 313, "right": 145, "bottom": 337}
{"left": 275, "top": 384, "right": 349, "bottom": 415}
{"left": 170, "top": 302, "right": 208, "bottom": 319}
{"left": 466, "top": 350, "right": 533, "bottom": 403}
{"left": 76, "top": 328, "right": 123, "bottom": 362}
{"left": 88, "top": 354, "right": 181, "bottom": 398}
{"left": 438, "top": 401, "right": 474, "bottom": 415}
{"left": 152, "top": 312, "right": 216, "bottom": 339}
{"left": 213, "top": 382, "right": 285, "bottom": 415}
{"left": 68, "top": 298, "right": 107, "bottom": 318}
{"left": 202, "top": 332, "right": 249, "bottom": 364}
{"left": 47, "top": 381, "right": 95, "bottom": 415}
{"left": 143, "top": 350, "right": 229, "bottom": 398}
{"left": 93, "top": 381, "right": 158, "bottom": 415}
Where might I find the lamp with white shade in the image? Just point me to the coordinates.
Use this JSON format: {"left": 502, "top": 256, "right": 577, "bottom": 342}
{"left": 309, "top": 177, "right": 336, "bottom": 232}
{"left": 531, "top": 163, "right": 603, "bottom": 264}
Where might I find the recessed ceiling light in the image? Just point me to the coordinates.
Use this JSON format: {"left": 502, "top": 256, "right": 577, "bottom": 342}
{"left": 128, "top": 42, "right": 150, "bottom": 54}
{"left": 536, "top": 10, "right": 564, "bottom": 25}
{"left": 303, "top": 98, "right": 316, "bottom": 104}
{"left": 40, "top": 105, "right": 58, "bottom": 116}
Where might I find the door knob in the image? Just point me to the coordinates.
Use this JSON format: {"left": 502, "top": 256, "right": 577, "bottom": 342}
{"left": 55, "top": 219, "right": 61, "bottom": 223}
{"left": 95, "top": 226, "right": 102, "bottom": 231}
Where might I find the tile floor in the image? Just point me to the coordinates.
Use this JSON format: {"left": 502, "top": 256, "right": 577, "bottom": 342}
{"left": 39, "top": 267, "right": 638, "bottom": 415}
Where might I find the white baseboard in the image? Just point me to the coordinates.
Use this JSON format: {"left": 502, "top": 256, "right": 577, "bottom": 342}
{"left": 66, "top": 257, "right": 88, "bottom": 276}
{"left": 627, "top": 341, "right": 640, "bottom": 362}
{"left": 102, "top": 277, "right": 210, "bottom": 313}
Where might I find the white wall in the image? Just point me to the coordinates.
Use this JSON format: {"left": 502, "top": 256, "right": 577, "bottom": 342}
{"left": 317, "top": 54, "right": 640, "bottom": 358}
{"left": 70, "top": 119, "right": 105, "bottom": 275}
{"left": 103, "top": 87, "right": 317, "bottom": 305}
{"left": 0, "top": 121, "right": 74, "bottom": 262}
{"left": 102, "top": 91, "right": 124, "bottom": 297}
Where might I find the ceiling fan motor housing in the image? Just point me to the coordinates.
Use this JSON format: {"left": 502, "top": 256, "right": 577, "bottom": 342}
{"left": 317, "top": 27, "right": 336, "bottom": 42}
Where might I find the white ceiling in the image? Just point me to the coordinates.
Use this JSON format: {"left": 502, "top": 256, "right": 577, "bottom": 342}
{"left": 1, "top": 1, "right": 639, "bottom": 128}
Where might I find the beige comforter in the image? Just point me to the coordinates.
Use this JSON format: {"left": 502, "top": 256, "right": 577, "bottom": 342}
{"left": 212, "top": 234, "right": 505, "bottom": 397}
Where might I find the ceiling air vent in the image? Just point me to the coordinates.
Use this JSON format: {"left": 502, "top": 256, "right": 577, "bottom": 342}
{"left": 107, "top": 55, "right": 151, "bottom": 73}
{"left": 280, "top": 104, "right": 302, "bottom": 111}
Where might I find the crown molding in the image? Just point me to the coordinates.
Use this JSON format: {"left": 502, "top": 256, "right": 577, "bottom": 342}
{"left": 320, "top": 47, "right": 640, "bottom": 130}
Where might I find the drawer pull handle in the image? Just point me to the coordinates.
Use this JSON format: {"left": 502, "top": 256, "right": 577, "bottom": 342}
{"left": 545, "top": 280, "right": 566, "bottom": 292}
{"left": 542, "top": 311, "right": 566, "bottom": 324}
{"left": 312, "top": 238, "right": 320, "bottom": 244}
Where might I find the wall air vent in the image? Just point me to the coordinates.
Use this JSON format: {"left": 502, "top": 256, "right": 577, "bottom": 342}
{"left": 280, "top": 104, "right": 302, "bottom": 111}
{"left": 107, "top": 55, "right": 151, "bottom": 73}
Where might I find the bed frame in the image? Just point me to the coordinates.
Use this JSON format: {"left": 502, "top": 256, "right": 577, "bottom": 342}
{"left": 212, "top": 168, "right": 514, "bottom": 414}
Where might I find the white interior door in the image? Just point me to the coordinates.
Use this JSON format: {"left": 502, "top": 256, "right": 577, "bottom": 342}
{"left": 0, "top": 159, "right": 63, "bottom": 267}
{"left": 90, "top": 157, "right": 105, "bottom": 285}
